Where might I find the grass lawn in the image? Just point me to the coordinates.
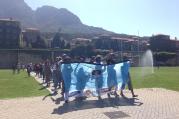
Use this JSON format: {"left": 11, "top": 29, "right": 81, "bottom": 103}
{"left": 0, "top": 67, "right": 178, "bottom": 99}
{"left": 0, "top": 70, "right": 49, "bottom": 99}
{"left": 130, "top": 67, "right": 179, "bottom": 91}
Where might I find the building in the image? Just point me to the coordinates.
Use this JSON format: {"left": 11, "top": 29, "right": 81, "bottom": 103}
{"left": 171, "top": 40, "right": 179, "bottom": 51}
{"left": 150, "top": 34, "right": 174, "bottom": 52}
{"left": 150, "top": 34, "right": 179, "bottom": 52}
{"left": 71, "top": 38, "right": 92, "bottom": 48}
{"left": 92, "top": 35, "right": 148, "bottom": 52}
{"left": 0, "top": 19, "right": 21, "bottom": 49}
{"left": 22, "top": 28, "right": 46, "bottom": 48}
{"left": 22, "top": 28, "right": 40, "bottom": 48}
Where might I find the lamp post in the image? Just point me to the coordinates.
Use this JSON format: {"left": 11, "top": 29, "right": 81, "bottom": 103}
{"left": 120, "top": 39, "right": 123, "bottom": 61}
{"left": 138, "top": 31, "right": 140, "bottom": 66}
{"left": 51, "top": 50, "right": 54, "bottom": 62}
{"left": 17, "top": 48, "right": 20, "bottom": 65}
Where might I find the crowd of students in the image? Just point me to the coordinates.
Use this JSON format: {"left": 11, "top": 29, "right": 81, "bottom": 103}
{"left": 13, "top": 52, "right": 137, "bottom": 103}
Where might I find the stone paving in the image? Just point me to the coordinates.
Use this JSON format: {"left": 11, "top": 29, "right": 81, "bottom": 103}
{"left": 0, "top": 74, "right": 179, "bottom": 119}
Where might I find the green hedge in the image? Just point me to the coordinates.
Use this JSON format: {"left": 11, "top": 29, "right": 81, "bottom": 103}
{"left": 154, "top": 52, "right": 176, "bottom": 62}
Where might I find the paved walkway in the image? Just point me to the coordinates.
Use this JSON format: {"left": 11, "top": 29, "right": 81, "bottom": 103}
{"left": 0, "top": 74, "right": 179, "bottom": 119}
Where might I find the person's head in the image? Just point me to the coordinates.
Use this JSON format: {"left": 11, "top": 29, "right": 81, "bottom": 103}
{"left": 91, "top": 56, "right": 96, "bottom": 60}
{"left": 123, "top": 54, "right": 128, "bottom": 61}
{"left": 89, "top": 56, "right": 95, "bottom": 63}
{"left": 123, "top": 56, "right": 128, "bottom": 61}
{"left": 80, "top": 57, "right": 85, "bottom": 62}
{"left": 63, "top": 56, "right": 71, "bottom": 63}
{"left": 59, "top": 56, "right": 62, "bottom": 61}
{"left": 45, "top": 59, "right": 50, "bottom": 65}
{"left": 55, "top": 57, "right": 59, "bottom": 62}
{"left": 56, "top": 56, "right": 62, "bottom": 62}
{"left": 109, "top": 49, "right": 114, "bottom": 53}
{"left": 95, "top": 55, "right": 102, "bottom": 63}
{"left": 107, "top": 53, "right": 115, "bottom": 60}
{"left": 62, "top": 54, "right": 67, "bottom": 60}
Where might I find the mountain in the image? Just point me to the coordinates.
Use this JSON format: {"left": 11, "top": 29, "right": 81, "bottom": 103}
{"left": 0, "top": 0, "right": 36, "bottom": 27}
{"left": 0, "top": 0, "right": 113, "bottom": 34}
{"left": 35, "top": 6, "right": 82, "bottom": 32}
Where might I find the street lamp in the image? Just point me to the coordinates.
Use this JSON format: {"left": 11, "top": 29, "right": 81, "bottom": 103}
{"left": 138, "top": 37, "right": 140, "bottom": 66}
{"left": 137, "top": 31, "right": 140, "bottom": 66}
{"left": 120, "top": 39, "right": 123, "bottom": 61}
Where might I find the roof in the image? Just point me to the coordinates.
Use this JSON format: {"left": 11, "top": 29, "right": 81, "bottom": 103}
{"left": 0, "top": 18, "right": 19, "bottom": 22}
{"left": 25, "top": 28, "right": 39, "bottom": 31}
{"left": 171, "top": 40, "right": 179, "bottom": 45}
{"left": 72, "top": 38, "right": 92, "bottom": 42}
{"left": 0, "top": 19, "right": 20, "bottom": 26}
{"left": 152, "top": 34, "right": 170, "bottom": 37}
{"left": 111, "top": 37, "right": 135, "bottom": 42}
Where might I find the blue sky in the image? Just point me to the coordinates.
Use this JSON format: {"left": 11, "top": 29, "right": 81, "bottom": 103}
{"left": 25, "top": 0, "right": 179, "bottom": 38}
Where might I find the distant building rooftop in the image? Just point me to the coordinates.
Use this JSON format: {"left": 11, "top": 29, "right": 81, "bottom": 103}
{"left": 0, "top": 18, "right": 18, "bottom": 22}
{"left": 71, "top": 38, "right": 92, "bottom": 47}
{"left": 111, "top": 37, "right": 135, "bottom": 42}
{"left": 0, "top": 18, "right": 20, "bottom": 26}
{"left": 72, "top": 38, "right": 92, "bottom": 42}
{"left": 152, "top": 34, "right": 170, "bottom": 37}
{"left": 24, "top": 28, "right": 40, "bottom": 31}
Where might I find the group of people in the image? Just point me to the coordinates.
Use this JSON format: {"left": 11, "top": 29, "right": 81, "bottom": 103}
{"left": 61, "top": 53, "right": 137, "bottom": 103}
{"left": 18, "top": 52, "right": 137, "bottom": 103}
{"left": 12, "top": 63, "right": 25, "bottom": 74}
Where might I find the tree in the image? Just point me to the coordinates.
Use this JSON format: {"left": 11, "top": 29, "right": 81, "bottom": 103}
{"left": 52, "top": 32, "right": 67, "bottom": 49}
{"left": 71, "top": 44, "right": 94, "bottom": 57}
{"left": 154, "top": 52, "right": 176, "bottom": 62}
{"left": 65, "top": 43, "right": 71, "bottom": 49}
{"left": 31, "top": 36, "right": 46, "bottom": 48}
{"left": 60, "top": 40, "right": 65, "bottom": 49}
{"left": 52, "top": 32, "right": 61, "bottom": 48}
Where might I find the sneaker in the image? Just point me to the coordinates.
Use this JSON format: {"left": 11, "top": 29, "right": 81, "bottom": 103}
{"left": 58, "top": 85, "right": 61, "bottom": 89}
{"left": 107, "top": 93, "right": 111, "bottom": 98}
{"left": 51, "top": 88, "right": 56, "bottom": 91}
{"left": 132, "top": 94, "right": 138, "bottom": 97}
{"left": 98, "top": 96, "right": 102, "bottom": 100}
{"left": 82, "top": 96, "right": 87, "bottom": 100}
{"left": 114, "top": 91, "right": 119, "bottom": 97}
{"left": 120, "top": 92, "right": 125, "bottom": 97}
{"left": 53, "top": 90, "right": 58, "bottom": 95}
{"left": 65, "top": 100, "right": 69, "bottom": 103}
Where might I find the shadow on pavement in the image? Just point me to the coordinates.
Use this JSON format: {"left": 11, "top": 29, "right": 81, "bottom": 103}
{"left": 39, "top": 86, "right": 48, "bottom": 90}
{"left": 51, "top": 96, "right": 143, "bottom": 115}
{"left": 42, "top": 93, "right": 55, "bottom": 100}
{"left": 42, "top": 91, "right": 61, "bottom": 101}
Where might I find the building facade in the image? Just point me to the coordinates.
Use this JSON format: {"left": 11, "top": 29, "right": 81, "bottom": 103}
{"left": 150, "top": 34, "right": 174, "bottom": 52}
{"left": 0, "top": 19, "right": 21, "bottom": 49}
{"left": 150, "top": 34, "right": 179, "bottom": 52}
{"left": 22, "top": 28, "right": 46, "bottom": 48}
{"left": 71, "top": 38, "right": 92, "bottom": 48}
{"left": 22, "top": 28, "right": 40, "bottom": 48}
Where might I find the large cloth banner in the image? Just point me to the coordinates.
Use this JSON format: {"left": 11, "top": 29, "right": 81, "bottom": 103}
{"left": 61, "top": 61, "right": 130, "bottom": 97}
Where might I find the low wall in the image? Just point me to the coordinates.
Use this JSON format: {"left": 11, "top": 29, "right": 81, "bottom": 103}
{"left": 0, "top": 50, "right": 179, "bottom": 68}
{"left": 0, "top": 50, "right": 18, "bottom": 69}
{"left": 0, "top": 49, "right": 68, "bottom": 68}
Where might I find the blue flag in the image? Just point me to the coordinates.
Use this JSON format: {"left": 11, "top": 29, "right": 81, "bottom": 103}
{"left": 61, "top": 61, "right": 130, "bottom": 97}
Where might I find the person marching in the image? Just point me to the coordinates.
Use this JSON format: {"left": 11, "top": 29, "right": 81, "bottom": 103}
{"left": 44, "top": 60, "right": 51, "bottom": 87}
{"left": 120, "top": 56, "right": 138, "bottom": 97}
{"left": 94, "top": 55, "right": 106, "bottom": 100}
{"left": 51, "top": 57, "right": 61, "bottom": 94}
{"left": 61, "top": 54, "right": 73, "bottom": 103}
{"left": 106, "top": 52, "right": 119, "bottom": 97}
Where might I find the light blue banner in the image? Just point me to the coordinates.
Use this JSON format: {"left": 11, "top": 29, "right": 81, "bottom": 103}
{"left": 61, "top": 61, "right": 130, "bottom": 97}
